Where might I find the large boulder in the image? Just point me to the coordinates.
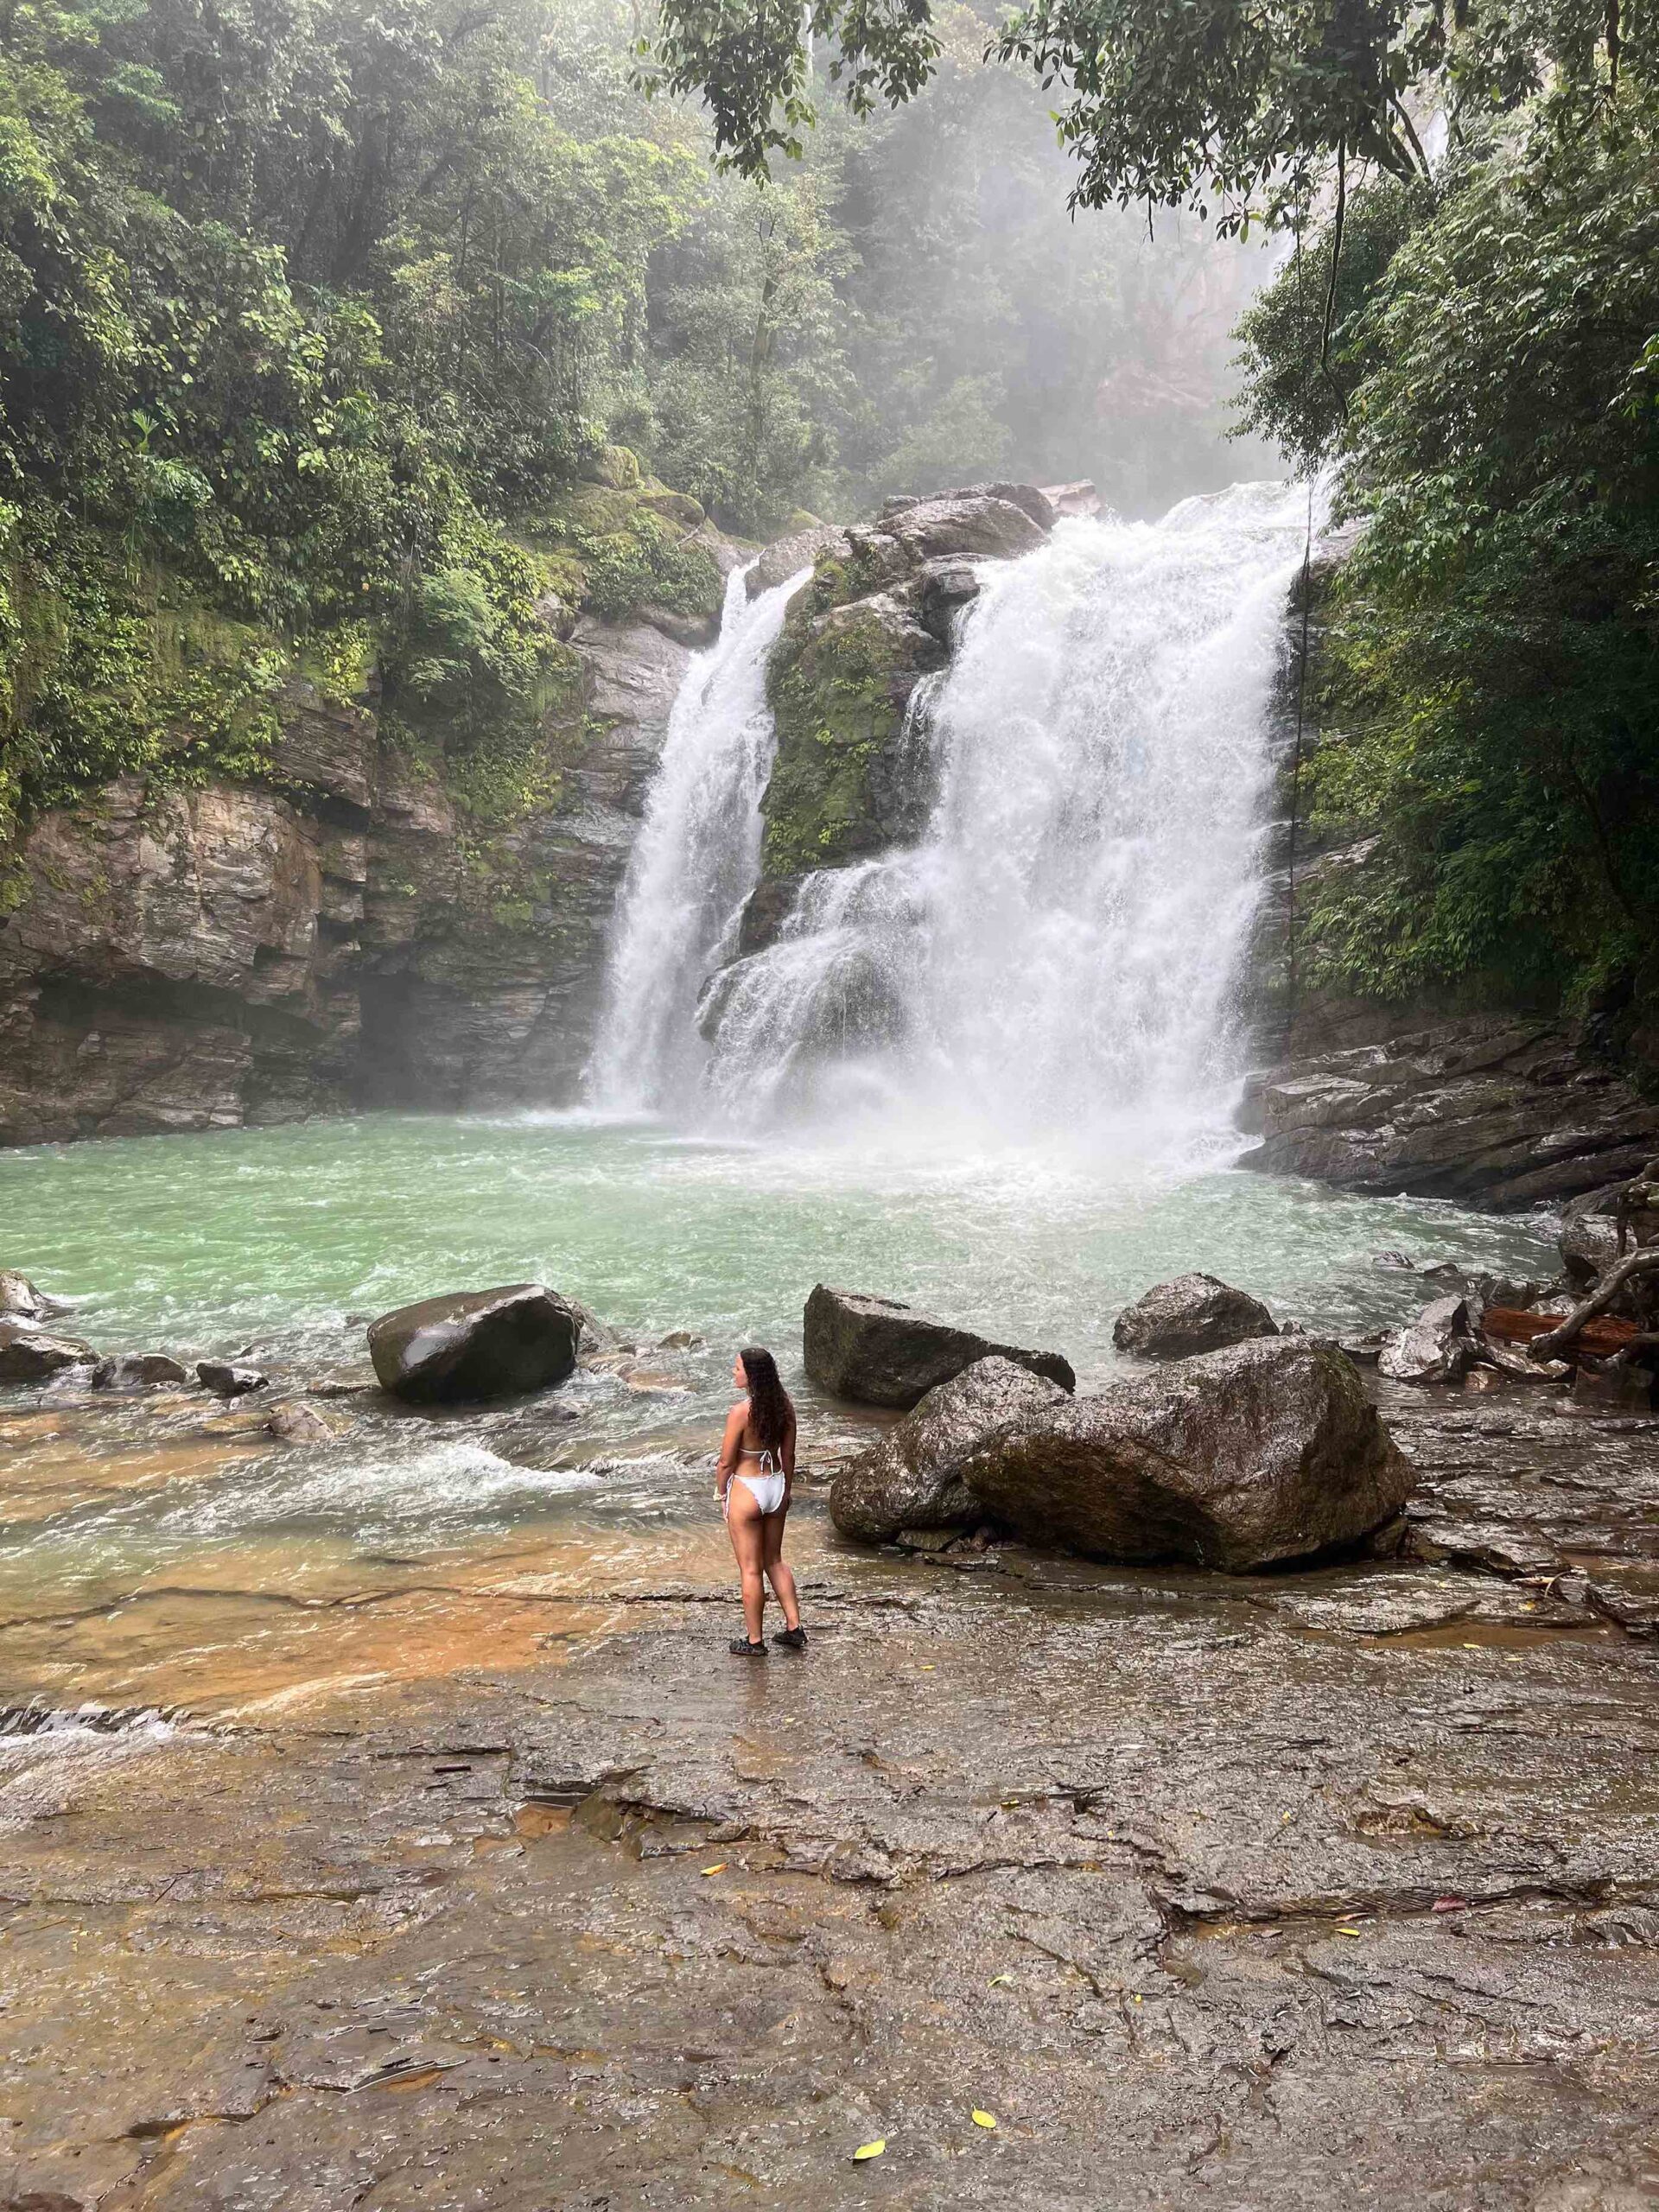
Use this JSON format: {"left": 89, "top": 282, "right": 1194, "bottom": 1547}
{"left": 1559, "top": 1187, "right": 1622, "bottom": 1288}
{"left": 747, "top": 524, "right": 850, "bottom": 599}
{"left": 830, "top": 1357, "right": 1069, "bottom": 1543}
{"left": 1112, "top": 1274, "right": 1279, "bottom": 1361}
{"left": 0, "top": 1270, "right": 66, "bottom": 1323}
{"left": 1376, "top": 1295, "right": 1475, "bottom": 1385}
{"left": 93, "top": 1352, "right": 192, "bottom": 1392}
{"left": 958, "top": 1338, "right": 1412, "bottom": 1573}
{"left": 367, "top": 1283, "right": 581, "bottom": 1404}
{"left": 804, "top": 1285, "right": 1075, "bottom": 1409}
{"left": 0, "top": 1321, "right": 96, "bottom": 1383}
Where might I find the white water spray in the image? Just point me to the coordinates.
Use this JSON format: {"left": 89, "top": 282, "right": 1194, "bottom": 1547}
{"left": 584, "top": 564, "right": 808, "bottom": 1111}
{"left": 597, "top": 481, "right": 1313, "bottom": 1152}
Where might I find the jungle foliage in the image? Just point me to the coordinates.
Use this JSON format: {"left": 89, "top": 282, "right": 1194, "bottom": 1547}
{"left": 1232, "top": 52, "right": 1659, "bottom": 1027}
{"left": 645, "top": 0, "right": 1656, "bottom": 1032}
{"left": 0, "top": 0, "right": 1262, "bottom": 848}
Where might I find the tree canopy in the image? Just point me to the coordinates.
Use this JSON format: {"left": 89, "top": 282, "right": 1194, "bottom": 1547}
{"left": 0, "top": 0, "right": 1259, "bottom": 852}
{"left": 644, "top": 0, "right": 1637, "bottom": 226}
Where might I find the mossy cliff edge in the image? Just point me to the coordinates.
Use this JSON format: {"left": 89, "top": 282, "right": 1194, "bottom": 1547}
{"left": 0, "top": 454, "right": 735, "bottom": 1144}
{"left": 738, "top": 485, "right": 1053, "bottom": 954}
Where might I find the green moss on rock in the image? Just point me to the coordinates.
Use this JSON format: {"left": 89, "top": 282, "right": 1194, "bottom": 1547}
{"left": 761, "top": 597, "right": 944, "bottom": 877}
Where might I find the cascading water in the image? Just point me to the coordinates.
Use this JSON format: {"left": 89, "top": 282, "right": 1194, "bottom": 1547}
{"left": 584, "top": 564, "right": 808, "bottom": 1111}
{"left": 598, "top": 480, "right": 1314, "bottom": 1153}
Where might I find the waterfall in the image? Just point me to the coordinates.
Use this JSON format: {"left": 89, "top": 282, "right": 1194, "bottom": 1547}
{"left": 596, "top": 480, "right": 1313, "bottom": 1154}
{"left": 584, "top": 564, "right": 809, "bottom": 1112}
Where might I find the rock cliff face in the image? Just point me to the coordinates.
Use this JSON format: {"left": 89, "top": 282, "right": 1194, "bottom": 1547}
{"left": 1237, "top": 552, "right": 1659, "bottom": 1210}
{"left": 0, "top": 615, "right": 696, "bottom": 1145}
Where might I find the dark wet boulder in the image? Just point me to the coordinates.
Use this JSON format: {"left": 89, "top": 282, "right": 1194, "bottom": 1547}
{"left": 92, "top": 1352, "right": 193, "bottom": 1392}
{"left": 0, "top": 1269, "right": 67, "bottom": 1323}
{"left": 1112, "top": 1274, "right": 1279, "bottom": 1361}
{"left": 1376, "top": 1295, "right": 1475, "bottom": 1385}
{"left": 1559, "top": 1187, "right": 1622, "bottom": 1288}
{"left": 830, "top": 1357, "right": 1069, "bottom": 1544}
{"left": 197, "top": 1360, "right": 270, "bottom": 1397}
{"left": 804, "top": 1285, "right": 1075, "bottom": 1409}
{"left": 367, "top": 1283, "right": 580, "bottom": 1403}
{"left": 959, "top": 1338, "right": 1412, "bottom": 1573}
{"left": 0, "top": 1321, "right": 96, "bottom": 1383}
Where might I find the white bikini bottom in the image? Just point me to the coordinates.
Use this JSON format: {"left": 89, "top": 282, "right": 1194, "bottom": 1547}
{"left": 733, "top": 1468, "right": 786, "bottom": 1515}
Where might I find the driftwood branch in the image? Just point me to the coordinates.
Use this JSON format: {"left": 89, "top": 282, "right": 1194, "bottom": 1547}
{"left": 1529, "top": 1247, "right": 1659, "bottom": 1360}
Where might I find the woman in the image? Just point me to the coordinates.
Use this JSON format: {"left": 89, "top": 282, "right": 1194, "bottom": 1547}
{"left": 716, "top": 1345, "right": 805, "bottom": 1656}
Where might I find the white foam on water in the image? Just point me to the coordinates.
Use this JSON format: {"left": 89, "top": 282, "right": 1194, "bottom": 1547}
{"left": 0, "top": 1709, "right": 179, "bottom": 1832}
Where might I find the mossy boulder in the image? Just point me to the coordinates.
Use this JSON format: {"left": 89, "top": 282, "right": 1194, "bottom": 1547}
{"left": 760, "top": 592, "right": 946, "bottom": 877}
{"left": 581, "top": 443, "right": 642, "bottom": 492}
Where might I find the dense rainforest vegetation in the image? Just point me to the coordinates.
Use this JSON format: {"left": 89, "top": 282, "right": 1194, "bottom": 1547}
{"left": 655, "top": 0, "right": 1659, "bottom": 1046}
{"left": 3, "top": 0, "right": 1655, "bottom": 1055}
{"left": 0, "top": 0, "right": 1257, "bottom": 854}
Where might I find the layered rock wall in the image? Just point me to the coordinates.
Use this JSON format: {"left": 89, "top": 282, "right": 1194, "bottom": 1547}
{"left": 0, "top": 617, "right": 696, "bottom": 1145}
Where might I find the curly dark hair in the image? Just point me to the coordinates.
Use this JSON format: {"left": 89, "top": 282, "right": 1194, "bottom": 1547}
{"left": 739, "top": 1345, "right": 793, "bottom": 1456}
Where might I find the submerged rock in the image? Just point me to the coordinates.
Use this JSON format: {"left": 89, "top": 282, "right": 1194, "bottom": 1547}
{"left": 804, "top": 1285, "right": 1075, "bottom": 1409}
{"left": 1376, "top": 1295, "right": 1475, "bottom": 1385}
{"left": 197, "top": 1360, "right": 270, "bottom": 1397}
{"left": 0, "top": 1270, "right": 66, "bottom": 1322}
{"left": 92, "top": 1352, "right": 192, "bottom": 1392}
{"left": 1112, "top": 1274, "right": 1279, "bottom": 1361}
{"left": 367, "top": 1284, "right": 580, "bottom": 1403}
{"left": 267, "top": 1398, "right": 350, "bottom": 1444}
{"left": 0, "top": 1321, "right": 96, "bottom": 1383}
{"left": 830, "top": 1356, "right": 1069, "bottom": 1543}
{"left": 959, "top": 1338, "right": 1412, "bottom": 1573}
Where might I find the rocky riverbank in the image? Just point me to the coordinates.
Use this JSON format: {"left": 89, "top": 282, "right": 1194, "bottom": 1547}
{"left": 4, "top": 1376, "right": 1658, "bottom": 2209}
{"left": 5, "top": 1243, "right": 1659, "bottom": 2207}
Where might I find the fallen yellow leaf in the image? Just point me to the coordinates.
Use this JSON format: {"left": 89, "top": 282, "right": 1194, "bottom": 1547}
{"left": 1133, "top": 1993, "right": 1143, "bottom": 2005}
{"left": 700, "top": 1864, "right": 727, "bottom": 1877}
{"left": 988, "top": 1973, "right": 1012, "bottom": 1987}
{"left": 1337, "top": 1925, "right": 1363, "bottom": 1937}
{"left": 971, "top": 2109, "right": 997, "bottom": 2129}
{"left": 852, "top": 2139, "right": 886, "bottom": 2161}
{"left": 920, "top": 1663, "right": 936, "bottom": 1670}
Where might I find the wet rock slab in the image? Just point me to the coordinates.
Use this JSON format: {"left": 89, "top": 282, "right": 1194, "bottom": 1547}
{"left": 6, "top": 1446, "right": 1659, "bottom": 2209}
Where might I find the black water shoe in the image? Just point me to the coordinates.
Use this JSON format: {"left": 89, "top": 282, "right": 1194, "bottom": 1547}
{"left": 774, "top": 1625, "right": 807, "bottom": 1650}
{"left": 729, "top": 1637, "right": 767, "bottom": 1657}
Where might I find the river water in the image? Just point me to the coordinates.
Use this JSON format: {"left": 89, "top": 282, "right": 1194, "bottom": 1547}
{"left": 1, "top": 1112, "right": 1554, "bottom": 1704}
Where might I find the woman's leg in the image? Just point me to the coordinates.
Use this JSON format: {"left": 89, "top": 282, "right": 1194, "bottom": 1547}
{"left": 725, "top": 1481, "right": 768, "bottom": 1643}
{"left": 761, "top": 1509, "right": 801, "bottom": 1631}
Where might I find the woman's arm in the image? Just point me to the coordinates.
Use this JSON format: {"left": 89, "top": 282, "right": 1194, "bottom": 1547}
{"left": 782, "top": 1410, "right": 797, "bottom": 1488}
{"left": 715, "top": 1404, "right": 746, "bottom": 1504}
